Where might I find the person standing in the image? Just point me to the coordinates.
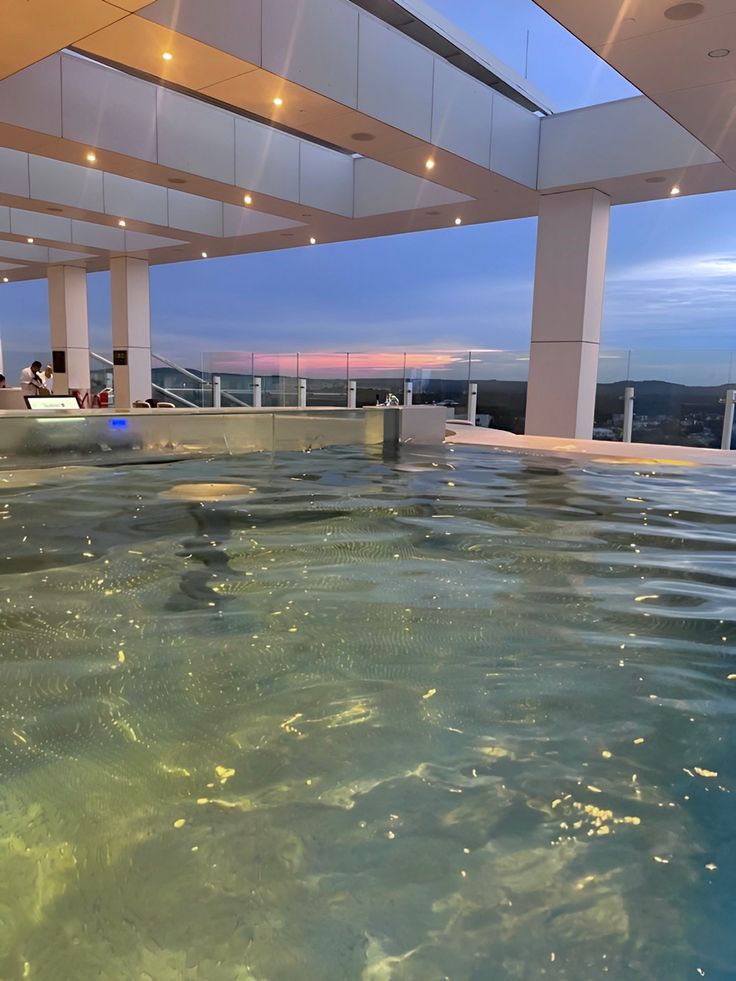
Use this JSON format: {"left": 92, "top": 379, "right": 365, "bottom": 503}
{"left": 19, "top": 361, "right": 46, "bottom": 395}
{"left": 0, "top": 374, "right": 5, "bottom": 388}
{"left": 43, "top": 365, "right": 54, "bottom": 392}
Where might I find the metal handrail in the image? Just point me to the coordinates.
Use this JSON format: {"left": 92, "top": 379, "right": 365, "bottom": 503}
{"left": 152, "top": 352, "right": 250, "bottom": 408}
{"left": 90, "top": 351, "right": 198, "bottom": 408}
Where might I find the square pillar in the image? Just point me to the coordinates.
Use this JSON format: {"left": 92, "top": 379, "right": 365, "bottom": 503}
{"left": 48, "top": 265, "right": 90, "bottom": 397}
{"left": 525, "top": 189, "right": 611, "bottom": 439}
{"left": 111, "top": 256, "right": 151, "bottom": 408}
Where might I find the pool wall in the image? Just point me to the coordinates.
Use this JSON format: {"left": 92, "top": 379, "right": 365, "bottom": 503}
{"left": 0, "top": 405, "right": 447, "bottom": 466}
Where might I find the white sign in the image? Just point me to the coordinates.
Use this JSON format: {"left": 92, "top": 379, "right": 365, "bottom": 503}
{"left": 25, "top": 396, "right": 80, "bottom": 411}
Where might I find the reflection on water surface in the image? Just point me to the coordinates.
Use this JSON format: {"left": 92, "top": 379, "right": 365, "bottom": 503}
{"left": 0, "top": 445, "right": 735, "bottom": 980}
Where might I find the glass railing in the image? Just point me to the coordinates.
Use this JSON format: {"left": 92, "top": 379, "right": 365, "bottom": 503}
{"left": 86, "top": 348, "right": 736, "bottom": 450}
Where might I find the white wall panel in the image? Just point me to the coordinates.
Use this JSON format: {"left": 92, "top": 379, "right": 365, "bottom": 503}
{"left": 299, "top": 143, "right": 353, "bottom": 217}
{"left": 142, "top": 0, "right": 262, "bottom": 64}
{"left": 9, "top": 209, "right": 71, "bottom": 241}
{"left": 71, "top": 220, "right": 125, "bottom": 251}
{"left": 431, "top": 60, "right": 493, "bottom": 167}
{"left": 235, "top": 119, "right": 300, "bottom": 202}
{"left": 167, "top": 189, "right": 223, "bottom": 236}
{"left": 157, "top": 90, "right": 235, "bottom": 185}
{"left": 0, "top": 208, "right": 10, "bottom": 234}
{"left": 222, "top": 204, "right": 302, "bottom": 237}
{"left": 539, "top": 97, "right": 718, "bottom": 189}
{"left": 490, "top": 94, "right": 540, "bottom": 189}
{"left": 29, "top": 157, "right": 104, "bottom": 212}
{"left": 103, "top": 174, "right": 169, "bottom": 226}
{"left": 0, "top": 148, "right": 30, "bottom": 197}
{"left": 62, "top": 54, "right": 157, "bottom": 162}
{"left": 0, "top": 55, "right": 61, "bottom": 137}
{"left": 354, "top": 158, "right": 470, "bottom": 217}
{"left": 263, "top": 0, "right": 359, "bottom": 105}
{"left": 358, "top": 15, "right": 434, "bottom": 141}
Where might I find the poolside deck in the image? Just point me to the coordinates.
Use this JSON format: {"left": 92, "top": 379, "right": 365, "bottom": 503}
{"left": 446, "top": 424, "right": 736, "bottom": 467}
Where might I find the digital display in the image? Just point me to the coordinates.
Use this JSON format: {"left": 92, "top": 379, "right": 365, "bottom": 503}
{"left": 108, "top": 418, "right": 129, "bottom": 430}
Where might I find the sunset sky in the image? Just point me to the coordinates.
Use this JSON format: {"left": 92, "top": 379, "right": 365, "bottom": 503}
{"left": 2, "top": 0, "right": 735, "bottom": 385}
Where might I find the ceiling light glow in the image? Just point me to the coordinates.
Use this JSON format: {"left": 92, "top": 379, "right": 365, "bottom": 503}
{"left": 86, "top": 152, "right": 97, "bottom": 163}
{"left": 162, "top": 51, "right": 174, "bottom": 61}
{"left": 309, "top": 237, "right": 317, "bottom": 245}
{"left": 244, "top": 194, "right": 252, "bottom": 205}
{"left": 273, "top": 97, "right": 284, "bottom": 107}
{"left": 2, "top": 277, "right": 8, "bottom": 283}
{"left": 118, "top": 219, "right": 126, "bottom": 227}
{"left": 201, "top": 251, "right": 208, "bottom": 258}
{"left": 425, "top": 158, "right": 436, "bottom": 171}
{"left": 670, "top": 185, "right": 681, "bottom": 196}
{"left": 454, "top": 218, "right": 462, "bottom": 226}
{"left": 27, "top": 237, "right": 34, "bottom": 244}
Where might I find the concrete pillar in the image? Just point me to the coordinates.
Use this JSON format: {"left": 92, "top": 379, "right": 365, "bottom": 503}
{"left": 48, "top": 265, "right": 90, "bottom": 397}
{"left": 525, "top": 189, "right": 611, "bottom": 439}
{"left": 111, "top": 257, "right": 151, "bottom": 408}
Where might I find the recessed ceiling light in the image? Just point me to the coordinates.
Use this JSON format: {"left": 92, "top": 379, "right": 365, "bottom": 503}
{"left": 27, "top": 237, "right": 34, "bottom": 244}
{"left": 46, "top": 206, "right": 63, "bottom": 213}
{"left": 273, "top": 97, "right": 284, "bottom": 107}
{"left": 351, "top": 132, "right": 376, "bottom": 142}
{"left": 201, "top": 251, "right": 208, "bottom": 258}
{"left": 645, "top": 176, "right": 667, "bottom": 183}
{"left": 664, "top": 1, "right": 704, "bottom": 20}
{"left": 118, "top": 219, "right": 126, "bottom": 227}
{"left": 162, "top": 51, "right": 174, "bottom": 61}
{"left": 425, "top": 210, "right": 441, "bottom": 216}
{"left": 670, "top": 185, "right": 681, "bottom": 195}
{"left": 2, "top": 277, "right": 8, "bottom": 283}
{"left": 280, "top": 232, "right": 294, "bottom": 238}
{"left": 425, "top": 158, "right": 436, "bottom": 171}
{"left": 309, "top": 237, "right": 317, "bottom": 245}
{"left": 86, "top": 151, "right": 97, "bottom": 163}
{"left": 243, "top": 194, "right": 253, "bottom": 205}
{"left": 168, "top": 177, "right": 187, "bottom": 185}
{"left": 708, "top": 48, "right": 731, "bottom": 58}
{"left": 454, "top": 218, "right": 462, "bottom": 226}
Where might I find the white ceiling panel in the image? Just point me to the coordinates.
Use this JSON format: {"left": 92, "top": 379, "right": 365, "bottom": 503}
{"left": 299, "top": 143, "right": 354, "bottom": 217}
{"left": 9, "top": 209, "right": 72, "bottom": 241}
{"left": 235, "top": 118, "right": 300, "bottom": 202}
{"left": 103, "top": 173, "right": 169, "bottom": 226}
{"left": 263, "top": 0, "right": 359, "bottom": 105}
{"left": 71, "top": 219, "right": 126, "bottom": 251}
{"left": 0, "top": 149, "right": 31, "bottom": 198}
{"left": 358, "top": 14, "right": 434, "bottom": 141}
{"left": 0, "top": 56, "right": 61, "bottom": 138}
{"left": 61, "top": 53, "right": 158, "bottom": 161}
{"left": 222, "top": 204, "right": 303, "bottom": 237}
{"left": 141, "top": 0, "right": 262, "bottom": 64}
{"left": 157, "top": 89, "right": 235, "bottom": 185}
{"left": 29, "top": 157, "right": 105, "bottom": 212}
{"left": 167, "top": 189, "right": 224, "bottom": 236}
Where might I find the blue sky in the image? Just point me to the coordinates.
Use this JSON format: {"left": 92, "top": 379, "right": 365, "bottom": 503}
{"left": 2, "top": 0, "right": 735, "bottom": 385}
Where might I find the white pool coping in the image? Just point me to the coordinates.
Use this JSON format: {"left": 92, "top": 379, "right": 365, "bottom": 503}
{"left": 445, "top": 425, "right": 736, "bottom": 467}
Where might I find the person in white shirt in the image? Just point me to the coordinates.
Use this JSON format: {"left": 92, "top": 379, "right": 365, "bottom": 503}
{"left": 43, "top": 366, "right": 54, "bottom": 392}
{"left": 20, "top": 361, "right": 46, "bottom": 396}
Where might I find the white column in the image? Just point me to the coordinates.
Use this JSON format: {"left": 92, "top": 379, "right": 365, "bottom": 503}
{"left": 525, "top": 189, "right": 611, "bottom": 439}
{"left": 111, "top": 257, "right": 151, "bottom": 408}
{"left": 48, "top": 265, "right": 90, "bottom": 397}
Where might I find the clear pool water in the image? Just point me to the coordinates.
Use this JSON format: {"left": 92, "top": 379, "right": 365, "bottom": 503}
{"left": 0, "top": 444, "right": 735, "bottom": 980}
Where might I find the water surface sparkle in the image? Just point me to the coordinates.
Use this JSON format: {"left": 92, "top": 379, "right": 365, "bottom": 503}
{"left": 0, "top": 445, "right": 734, "bottom": 980}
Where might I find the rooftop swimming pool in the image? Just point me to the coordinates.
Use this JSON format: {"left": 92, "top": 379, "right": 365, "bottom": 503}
{"left": 0, "top": 444, "right": 734, "bottom": 980}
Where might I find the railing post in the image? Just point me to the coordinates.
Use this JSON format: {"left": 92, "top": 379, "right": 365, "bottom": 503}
{"left": 622, "top": 386, "right": 635, "bottom": 443}
{"left": 468, "top": 383, "right": 478, "bottom": 425}
{"left": 403, "top": 379, "right": 413, "bottom": 406}
{"left": 253, "top": 377, "right": 262, "bottom": 408}
{"left": 212, "top": 374, "right": 222, "bottom": 409}
{"left": 298, "top": 378, "right": 307, "bottom": 408}
{"left": 348, "top": 380, "right": 357, "bottom": 409}
{"left": 721, "top": 388, "right": 736, "bottom": 450}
